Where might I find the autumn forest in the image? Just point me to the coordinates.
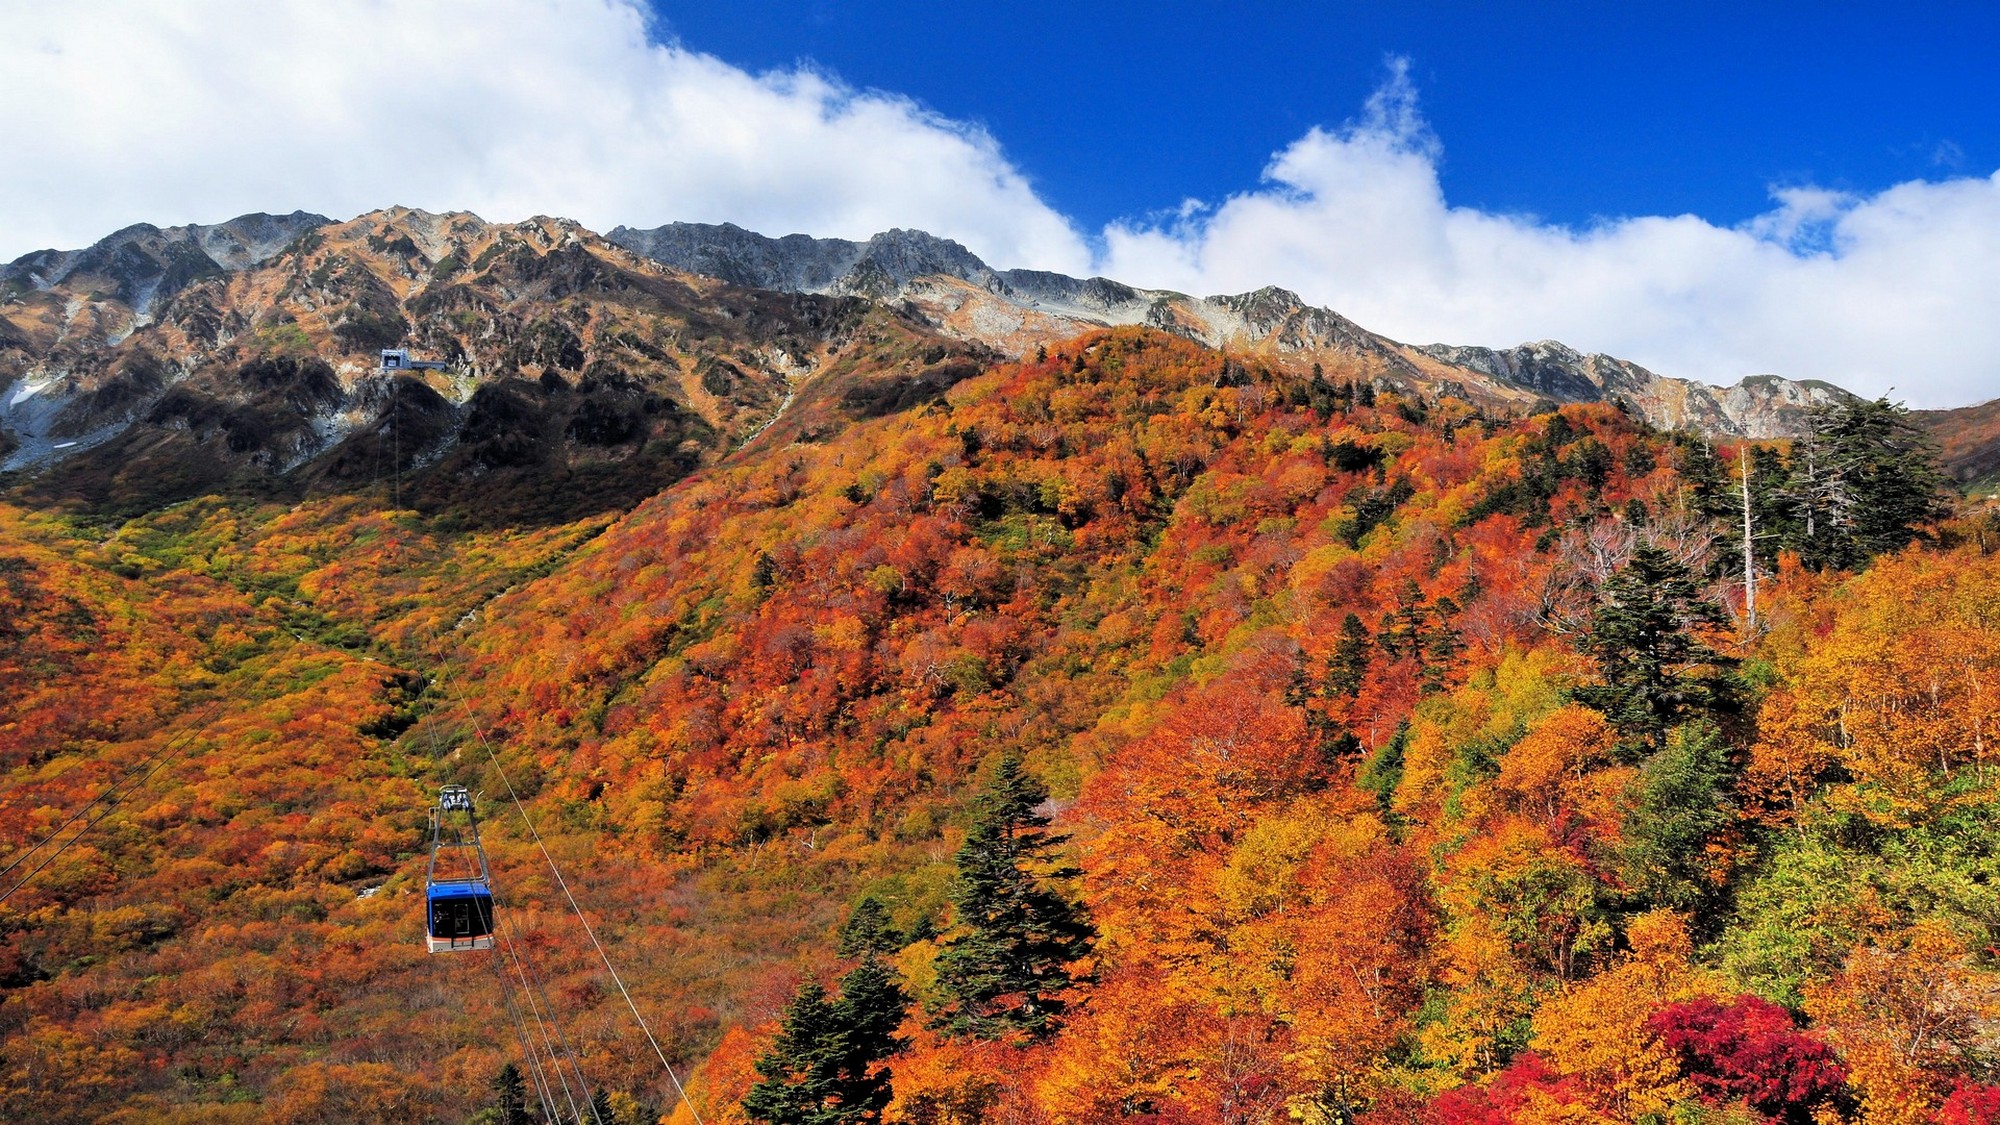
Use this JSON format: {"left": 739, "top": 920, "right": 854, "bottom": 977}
{"left": 5, "top": 285, "right": 2000, "bottom": 1125}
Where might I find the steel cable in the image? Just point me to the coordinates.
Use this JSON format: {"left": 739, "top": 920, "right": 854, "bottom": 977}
{"left": 457, "top": 696, "right": 707, "bottom": 1125}
{"left": 0, "top": 700, "right": 224, "bottom": 908}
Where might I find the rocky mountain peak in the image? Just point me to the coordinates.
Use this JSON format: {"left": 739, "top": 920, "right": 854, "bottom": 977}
{"left": 603, "top": 221, "right": 1000, "bottom": 298}
{"left": 0, "top": 206, "right": 1007, "bottom": 517}
{"left": 12, "top": 208, "right": 1979, "bottom": 498}
{"left": 606, "top": 221, "right": 1873, "bottom": 440}
{"left": 1, "top": 211, "right": 331, "bottom": 315}
{"left": 845, "top": 228, "right": 997, "bottom": 294}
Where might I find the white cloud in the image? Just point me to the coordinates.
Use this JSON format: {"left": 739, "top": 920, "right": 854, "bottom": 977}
{"left": 0, "top": 0, "right": 1090, "bottom": 273}
{"left": 1099, "top": 60, "right": 2000, "bottom": 408}
{"left": 4, "top": 10, "right": 1997, "bottom": 407}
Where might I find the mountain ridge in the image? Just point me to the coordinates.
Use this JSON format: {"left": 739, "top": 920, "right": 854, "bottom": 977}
{"left": 6, "top": 209, "right": 1995, "bottom": 500}
{"left": 0, "top": 210, "right": 332, "bottom": 317}
{"left": 0, "top": 207, "right": 989, "bottom": 518}
{"left": 608, "top": 220, "right": 1858, "bottom": 439}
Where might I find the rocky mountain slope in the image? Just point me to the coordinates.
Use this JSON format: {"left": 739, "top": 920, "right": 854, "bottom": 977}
{"left": 609, "top": 221, "right": 1854, "bottom": 438}
{"left": 7, "top": 209, "right": 1994, "bottom": 513}
{"left": 0, "top": 211, "right": 330, "bottom": 318}
{"left": 0, "top": 209, "right": 985, "bottom": 517}
{"left": 1917, "top": 397, "right": 2000, "bottom": 494}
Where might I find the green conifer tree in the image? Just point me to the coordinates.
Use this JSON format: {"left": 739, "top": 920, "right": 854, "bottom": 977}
{"left": 835, "top": 896, "right": 902, "bottom": 958}
{"left": 1787, "top": 395, "right": 1953, "bottom": 570}
{"left": 932, "top": 753, "right": 1095, "bottom": 1040}
{"left": 742, "top": 958, "right": 910, "bottom": 1125}
{"left": 1421, "top": 595, "right": 1464, "bottom": 695}
{"left": 1305, "top": 361, "right": 1338, "bottom": 419}
{"left": 1672, "top": 431, "right": 1736, "bottom": 521}
{"left": 1327, "top": 611, "right": 1371, "bottom": 698}
{"left": 827, "top": 956, "right": 909, "bottom": 1120}
{"left": 1573, "top": 544, "right": 1736, "bottom": 748}
{"left": 1747, "top": 444, "right": 1800, "bottom": 565}
{"left": 492, "top": 1062, "right": 533, "bottom": 1125}
{"left": 742, "top": 982, "right": 840, "bottom": 1125}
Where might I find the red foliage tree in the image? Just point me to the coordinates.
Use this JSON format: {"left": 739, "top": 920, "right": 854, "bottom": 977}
{"left": 1937, "top": 1082, "right": 2000, "bottom": 1125}
{"left": 1643, "top": 995, "right": 1847, "bottom": 1122}
{"left": 1426, "top": 1052, "right": 1581, "bottom": 1124}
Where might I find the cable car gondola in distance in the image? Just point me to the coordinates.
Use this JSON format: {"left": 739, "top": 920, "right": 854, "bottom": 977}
{"left": 426, "top": 784, "right": 496, "bottom": 953}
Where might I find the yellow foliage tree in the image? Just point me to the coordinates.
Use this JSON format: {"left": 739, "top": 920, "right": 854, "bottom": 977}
{"left": 1529, "top": 911, "right": 1715, "bottom": 1119}
{"left": 1806, "top": 920, "right": 1999, "bottom": 1125}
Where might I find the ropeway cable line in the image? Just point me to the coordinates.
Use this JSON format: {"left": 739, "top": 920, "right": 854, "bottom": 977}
{"left": 421, "top": 688, "right": 602, "bottom": 1125}
{"left": 453, "top": 694, "right": 707, "bottom": 1125}
{"left": 0, "top": 699, "right": 225, "bottom": 908}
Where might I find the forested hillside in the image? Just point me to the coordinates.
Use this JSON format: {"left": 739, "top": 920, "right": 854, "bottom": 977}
{"left": 1, "top": 324, "right": 1993, "bottom": 1124}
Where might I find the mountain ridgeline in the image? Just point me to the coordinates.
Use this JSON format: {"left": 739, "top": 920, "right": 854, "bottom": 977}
{"left": 0, "top": 209, "right": 990, "bottom": 519}
{"left": 12, "top": 206, "right": 1991, "bottom": 523}
{"left": 606, "top": 220, "right": 1868, "bottom": 439}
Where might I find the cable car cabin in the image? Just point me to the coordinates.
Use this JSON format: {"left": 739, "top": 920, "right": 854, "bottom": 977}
{"left": 426, "top": 785, "right": 496, "bottom": 953}
{"left": 426, "top": 877, "right": 496, "bottom": 953}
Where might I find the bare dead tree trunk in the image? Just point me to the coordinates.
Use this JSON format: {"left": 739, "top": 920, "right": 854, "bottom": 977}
{"left": 1740, "top": 444, "right": 1757, "bottom": 632}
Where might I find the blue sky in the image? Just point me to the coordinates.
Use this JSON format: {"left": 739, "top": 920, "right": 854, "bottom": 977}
{"left": 653, "top": 1, "right": 1999, "bottom": 238}
{"left": 4, "top": 1, "right": 1999, "bottom": 406}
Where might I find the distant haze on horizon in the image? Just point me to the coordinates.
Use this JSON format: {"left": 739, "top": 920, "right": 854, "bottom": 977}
{"left": 4, "top": 0, "right": 1999, "bottom": 409}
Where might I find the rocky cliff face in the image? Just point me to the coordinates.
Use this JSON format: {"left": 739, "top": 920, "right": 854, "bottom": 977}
{"left": 612, "top": 221, "right": 1859, "bottom": 438}
{"left": 1417, "top": 341, "right": 1851, "bottom": 438}
{"left": 608, "top": 222, "right": 999, "bottom": 298}
{"left": 0, "top": 209, "right": 982, "bottom": 517}
{"left": 0, "top": 211, "right": 332, "bottom": 318}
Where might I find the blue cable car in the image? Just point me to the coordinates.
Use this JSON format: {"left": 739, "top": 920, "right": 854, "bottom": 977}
{"left": 426, "top": 785, "right": 496, "bottom": 953}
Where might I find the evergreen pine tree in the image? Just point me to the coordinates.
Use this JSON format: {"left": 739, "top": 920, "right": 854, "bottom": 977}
{"left": 1748, "top": 444, "right": 1800, "bottom": 566}
{"left": 1326, "top": 611, "right": 1371, "bottom": 698}
{"left": 587, "top": 1087, "right": 616, "bottom": 1125}
{"left": 1420, "top": 595, "right": 1464, "bottom": 695}
{"left": 932, "top": 753, "right": 1095, "bottom": 1040}
{"left": 1673, "top": 432, "right": 1736, "bottom": 522}
{"left": 835, "top": 896, "right": 902, "bottom": 958}
{"left": 1304, "top": 361, "right": 1337, "bottom": 419}
{"left": 492, "top": 1062, "right": 533, "bottom": 1125}
{"left": 742, "top": 959, "right": 910, "bottom": 1125}
{"left": 1376, "top": 580, "right": 1429, "bottom": 661}
{"left": 1787, "top": 395, "right": 1953, "bottom": 570}
{"left": 1573, "top": 544, "right": 1737, "bottom": 748}
{"left": 742, "top": 982, "right": 841, "bottom": 1125}
{"left": 1624, "top": 440, "right": 1659, "bottom": 478}
{"left": 827, "top": 956, "right": 909, "bottom": 1120}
